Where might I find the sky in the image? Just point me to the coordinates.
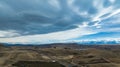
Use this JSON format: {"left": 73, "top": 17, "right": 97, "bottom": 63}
{"left": 0, "top": 0, "right": 120, "bottom": 44}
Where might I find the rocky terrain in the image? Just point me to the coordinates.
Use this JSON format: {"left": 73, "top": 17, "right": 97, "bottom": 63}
{"left": 0, "top": 43, "right": 120, "bottom": 67}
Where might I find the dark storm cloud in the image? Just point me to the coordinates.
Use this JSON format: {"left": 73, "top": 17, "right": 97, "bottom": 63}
{"left": 0, "top": 0, "right": 120, "bottom": 37}
{"left": 0, "top": 0, "right": 86, "bottom": 35}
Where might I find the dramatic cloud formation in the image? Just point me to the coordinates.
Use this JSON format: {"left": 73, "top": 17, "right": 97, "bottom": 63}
{"left": 0, "top": 0, "right": 120, "bottom": 44}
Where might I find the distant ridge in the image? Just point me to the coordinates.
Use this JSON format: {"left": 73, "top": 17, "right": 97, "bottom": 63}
{"left": 0, "top": 40, "right": 120, "bottom": 45}
{"left": 1, "top": 42, "right": 120, "bottom": 50}
{"left": 78, "top": 40, "right": 120, "bottom": 45}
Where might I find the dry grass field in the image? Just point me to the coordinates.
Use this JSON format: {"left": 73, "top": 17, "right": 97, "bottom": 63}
{"left": 0, "top": 43, "right": 120, "bottom": 67}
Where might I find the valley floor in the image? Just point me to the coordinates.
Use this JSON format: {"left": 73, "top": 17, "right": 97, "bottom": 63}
{"left": 0, "top": 45, "right": 120, "bottom": 67}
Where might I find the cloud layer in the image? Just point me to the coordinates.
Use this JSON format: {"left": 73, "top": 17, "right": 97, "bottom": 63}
{"left": 0, "top": 0, "right": 120, "bottom": 44}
